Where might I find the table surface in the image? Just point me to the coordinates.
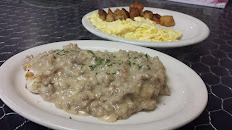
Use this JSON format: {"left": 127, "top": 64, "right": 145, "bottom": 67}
{"left": 0, "top": 0, "right": 232, "bottom": 130}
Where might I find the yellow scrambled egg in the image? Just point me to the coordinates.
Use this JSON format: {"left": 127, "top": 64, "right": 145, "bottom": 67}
{"left": 89, "top": 12, "right": 182, "bottom": 42}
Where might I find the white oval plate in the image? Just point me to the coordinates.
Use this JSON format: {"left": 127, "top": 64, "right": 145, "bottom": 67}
{"left": 82, "top": 7, "right": 210, "bottom": 48}
{"left": 0, "top": 40, "right": 208, "bottom": 130}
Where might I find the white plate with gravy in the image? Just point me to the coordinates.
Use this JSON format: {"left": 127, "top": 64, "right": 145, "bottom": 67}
{"left": 0, "top": 40, "right": 208, "bottom": 130}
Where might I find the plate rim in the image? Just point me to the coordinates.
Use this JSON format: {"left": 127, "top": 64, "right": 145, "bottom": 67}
{"left": 82, "top": 7, "right": 210, "bottom": 48}
{"left": 0, "top": 40, "right": 208, "bottom": 130}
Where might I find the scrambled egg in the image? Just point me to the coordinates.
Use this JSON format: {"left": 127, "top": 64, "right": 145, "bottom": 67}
{"left": 89, "top": 12, "right": 182, "bottom": 42}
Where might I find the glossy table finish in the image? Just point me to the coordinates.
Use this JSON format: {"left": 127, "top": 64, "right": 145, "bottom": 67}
{"left": 0, "top": 0, "right": 232, "bottom": 129}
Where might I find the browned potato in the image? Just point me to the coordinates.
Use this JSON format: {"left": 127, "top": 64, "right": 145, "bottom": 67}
{"left": 114, "top": 9, "right": 124, "bottom": 20}
{"left": 129, "top": 7, "right": 140, "bottom": 20}
{"left": 153, "top": 13, "right": 161, "bottom": 24}
{"left": 108, "top": 8, "right": 114, "bottom": 15}
{"left": 160, "top": 15, "right": 175, "bottom": 27}
{"left": 97, "top": 2, "right": 175, "bottom": 27}
{"left": 140, "top": 11, "right": 144, "bottom": 17}
{"left": 114, "top": 8, "right": 129, "bottom": 20}
{"left": 143, "top": 10, "right": 153, "bottom": 20}
{"left": 129, "top": 1, "right": 144, "bottom": 14}
{"left": 106, "top": 9, "right": 115, "bottom": 22}
{"left": 106, "top": 14, "right": 115, "bottom": 22}
{"left": 122, "top": 8, "right": 129, "bottom": 18}
{"left": 98, "top": 9, "right": 107, "bottom": 21}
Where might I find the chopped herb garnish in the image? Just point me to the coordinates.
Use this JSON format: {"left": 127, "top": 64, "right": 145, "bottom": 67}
{"left": 89, "top": 57, "right": 104, "bottom": 71}
{"left": 137, "top": 64, "right": 143, "bottom": 70}
{"left": 53, "top": 49, "right": 59, "bottom": 52}
{"left": 95, "top": 72, "right": 98, "bottom": 76}
{"left": 127, "top": 60, "right": 131, "bottom": 66}
{"left": 145, "top": 54, "right": 148, "bottom": 59}
{"left": 88, "top": 50, "right": 100, "bottom": 62}
{"left": 147, "top": 65, "right": 151, "bottom": 70}
{"left": 88, "top": 50, "right": 95, "bottom": 56}
{"left": 134, "top": 54, "right": 143, "bottom": 59}
{"left": 69, "top": 116, "right": 72, "bottom": 119}
{"left": 105, "top": 72, "right": 117, "bottom": 75}
{"left": 107, "top": 64, "right": 112, "bottom": 67}
{"left": 56, "top": 49, "right": 69, "bottom": 56}
{"left": 81, "top": 64, "right": 85, "bottom": 69}
{"left": 89, "top": 65, "right": 95, "bottom": 71}
{"left": 94, "top": 57, "right": 99, "bottom": 61}
{"left": 111, "top": 54, "right": 116, "bottom": 58}
{"left": 97, "top": 58, "right": 104, "bottom": 64}
{"left": 71, "top": 50, "right": 80, "bottom": 53}
{"left": 53, "top": 49, "right": 80, "bottom": 56}
{"left": 127, "top": 53, "right": 130, "bottom": 59}
{"left": 106, "top": 59, "right": 111, "bottom": 63}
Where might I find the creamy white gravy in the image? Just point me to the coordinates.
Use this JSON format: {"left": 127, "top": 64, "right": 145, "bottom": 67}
{"left": 23, "top": 44, "right": 170, "bottom": 122}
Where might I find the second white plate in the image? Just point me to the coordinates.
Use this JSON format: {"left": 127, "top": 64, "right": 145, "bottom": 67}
{"left": 82, "top": 7, "right": 210, "bottom": 48}
{"left": 0, "top": 40, "right": 208, "bottom": 130}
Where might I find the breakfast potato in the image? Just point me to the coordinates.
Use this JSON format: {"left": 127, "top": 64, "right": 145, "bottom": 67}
{"left": 129, "top": 1, "right": 144, "bottom": 14}
{"left": 114, "top": 8, "right": 129, "bottom": 20}
{"left": 143, "top": 10, "right": 153, "bottom": 20}
{"left": 106, "top": 14, "right": 115, "bottom": 22}
{"left": 108, "top": 8, "right": 114, "bottom": 15}
{"left": 160, "top": 15, "right": 175, "bottom": 27}
{"left": 98, "top": 9, "right": 107, "bottom": 21}
{"left": 129, "top": 7, "right": 140, "bottom": 20}
{"left": 153, "top": 13, "right": 161, "bottom": 24}
{"left": 96, "top": 2, "right": 176, "bottom": 27}
{"left": 140, "top": 11, "right": 144, "bottom": 17}
{"left": 106, "top": 9, "right": 115, "bottom": 22}
{"left": 114, "top": 9, "right": 123, "bottom": 20}
{"left": 122, "top": 8, "right": 129, "bottom": 18}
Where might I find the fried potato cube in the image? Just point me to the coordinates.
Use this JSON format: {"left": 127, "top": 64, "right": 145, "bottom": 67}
{"left": 129, "top": 7, "right": 140, "bottom": 20}
{"left": 140, "top": 11, "right": 144, "bottom": 17}
{"left": 122, "top": 8, "right": 129, "bottom": 18}
{"left": 153, "top": 13, "right": 161, "bottom": 24}
{"left": 160, "top": 15, "right": 175, "bottom": 27}
{"left": 108, "top": 8, "right": 114, "bottom": 15}
{"left": 98, "top": 9, "right": 107, "bottom": 21}
{"left": 114, "top": 8, "right": 129, "bottom": 20}
{"left": 106, "top": 14, "right": 115, "bottom": 22}
{"left": 114, "top": 9, "right": 122, "bottom": 20}
{"left": 143, "top": 10, "right": 153, "bottom": 20}
{"left": 129, "top": 1, "right": 144, "bottom": 13}
{"left": 106, "top": 9, "right": 115, "bottom": 22}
